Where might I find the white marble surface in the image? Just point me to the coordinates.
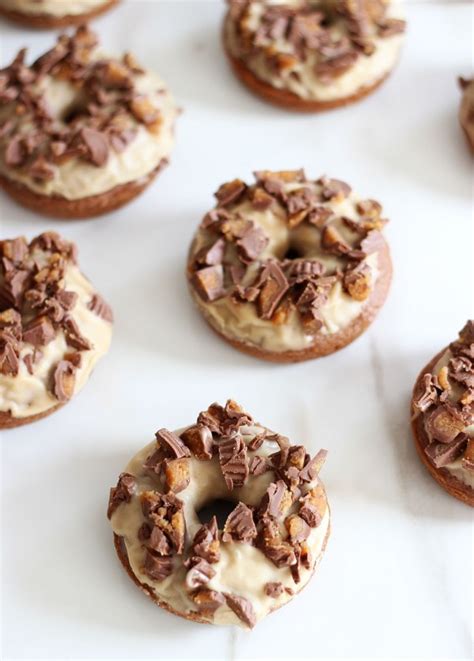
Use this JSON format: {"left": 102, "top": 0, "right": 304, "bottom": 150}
{"left": 0, "top": 1, "right": 472, "bottom": 659}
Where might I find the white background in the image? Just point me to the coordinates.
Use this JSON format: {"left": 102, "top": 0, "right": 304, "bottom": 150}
{"left": 0, "top": 1, "right": 472, "bottom": 659}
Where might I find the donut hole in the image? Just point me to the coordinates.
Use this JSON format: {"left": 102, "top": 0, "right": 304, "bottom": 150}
{"left": 283, "top": 245, "right": 304, "bottom": 261}
{"left": 61, "top": 96, "right": 90, "bottom": 124}
{"left": 197, "top": 498, "right": 236, "bottom": 529}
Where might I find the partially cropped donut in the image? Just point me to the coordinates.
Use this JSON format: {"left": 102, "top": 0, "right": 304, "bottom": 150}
{"left": 411, "top": 321, "right": 474, "bottom": 507}
{"left": 0, "top": 0, "right": 118, "bottom": 28}
{"left": 108, "top": 400, "right": 330, "bottom": 628}
{"left": 0, "top": 25, "right": 178, "bottom": 218}
{"left": 223, "top": 0, "right": 406, "bottom": 111}
{"left": 458, "top": 77, "right": 474, "bottom": 154}
{"left": 0, "top": 232, "right": 113, "bottom": 428}
{"left": 187, "top": 169, "right": 392, "bottom": 362}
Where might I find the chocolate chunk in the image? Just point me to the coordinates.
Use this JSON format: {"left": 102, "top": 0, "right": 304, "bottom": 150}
{"left": 146, "top": 525, "right": 172, "bottom": 556}
{"left": 377, "top": 18, "right": 406, "bottom": 38}
{"left": 28, "top": 155, "right": 55, "bottom": 181}
{"left": 425, "top": 436, "right": 468, "bottom": 469}
{"left": 249, "top": 186, "right": 274, "bottom": 210}
{"left": 224, "top": 593, "right": 257, "bottom": 629}
{"left": 413, "top": 373, "right": 441, "bottom": 412}
{"left": 247, "top": 431, "right": 267, "bottom": 451}
{"left": 343, "top": 262, "right": 372, "bottom": 301}
{"left": 236, "top": 226, "right": 269, "bottom": 263}
{"left": 222, "top": 502, "right": 257, "bottom": 543}
{"left": 5, "top": 136, "right": 26, "bottom": 167}
{"left": 156, "top": 428, "right": 191, "bottom": 459}
{"left": 107, "top": 472, "right": 136, "bottom": 519}
{"left": 249, "top": 455, "right": 270, "bottom": 476}
{"left": 143, "top": 551, "right": 173, "bottom": 582}
{"left": 191, "top": 588, "right": 225, "bottom": 616}
{"left": 285, "top": 514, "right": 311, "bottom": 543}
{"left": 87, "top": 293, "right": 113, "bottom": 322}
{"left": 196, "top": 238, "right": 226, "bottom": 267}
{"left": 319, "top": 177, "right": 352, "bottom": 200}
{"left": 461, "top": 439, "right": 474, "bottom": 471}
{"left": 192, "top": 265, "right": 224, "bottom": 302}
{"left": 22, "top": 315, "right": 55, "bottom": 347}
{"left": 180, "top": 424, "right": 214, "bottom": 460}
{"left": 424, "top": 405, "right": 466, "bottom": 444}
{"left": 129, "top": 96, "right": 160, "bottom": 125}
{"left": 321, "top": 224, "right": 352, "bottom": 255}
{"left": 257, "top": 261, "right": 289, "bottom": 320}
{"left": 215, "top": 179, "right": 247, "bottom": 207}
{"left": 0, "top": 339, "right": 19, "bottom": 376}
{"left": 360, "top": 229, "right": 384, "bottom": 255}
{"left": 299, "top": 484, "right": 327, "bottom": 527}
{"left": 23, "top": 353, "right": 34, "bottom": 375}
{"left": 192, "top": 516, "right": 220, "bottom": 563}
{"left": 51, "top": 359, "right": 76, "bottom": 402}
{"left": 458, "top": 320, "right": 474, "bottom": 345}
{"left": 218, "top": 435, "right": 249, "bottom": 490}
{"left": 80, "top": 127, "right": 109, "bottom": 166}
{"left": 264, "top": 582, "right": 285, "bottom": 598}
{"left": 308, "top": 206, "right": 333, "bottom": 228}
{"left": 143, "top": 447, "right": 165, "bottom": 474}
{"left": 33, "top": 43, "right": 68, "bottom": 76}
{"left": 258, "top": 519, "right": 296, "bottom": 568}
{"left": 259, "top": 480, "right": 292, "bottom": 519}
{"left": 299, "top": 449, "right": 327, "bottom": 482}
{"left": 185, "top": 557, "right": 216, "bottom": 589}
{"left": 141, "top": 491, "right": 186, "bottom": 554}
{"left": 164, "top": 458, "right": 190, "bottom": 493}
{"left": 62, "top": 316, "right": 92, "bottom": 351}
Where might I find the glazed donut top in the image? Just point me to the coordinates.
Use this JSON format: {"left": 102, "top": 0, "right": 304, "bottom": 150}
{"left": 0, "top": 232, "right": 112, "bottom": 418}
{"left": 108, "top": 400, "right": 330, "bottom": 628}
{"left": 0, "top": 0, "right": 109, "bottom": 17}
{"left": 413, "top": 321, "right": 474, "bottom": 489}
{"left": 225, "top": 0, "right": 406, "bottom": 101}
{"left": 459, "top": 77, "right": 474, "bottom": 150}
{"left": 0, "top": 25, "right": 177, "bottom": 200}
{"left": 188, "top": 169, "right": 389, "bottom": 353}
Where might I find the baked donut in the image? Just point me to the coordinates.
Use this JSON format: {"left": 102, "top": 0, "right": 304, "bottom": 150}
{"left": 0, "top": 0, "right": 118, "bottom": 28}
{"left": 187, "top": 169, "right": 392, "bottom": 362}
{"left": 458, "top": 77, "right": 474, "bottom": 154}
{"left": 0, "top": 231, "right": 113, "bottom": 429}
{"left": 411, "top": 321, "right": 474, "bottom": 507}
{"left": 223, "top": 0, "right": 406, "bottom": 112}
{"left": 0, "top": 25, "right": 178, "bottom": 219}
{"left": 108, "top": 400, "right": 330, "bottom": 628}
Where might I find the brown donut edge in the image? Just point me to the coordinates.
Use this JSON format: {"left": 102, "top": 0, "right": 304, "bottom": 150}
{"left": 222, "top": 20, "right": 393, "bottom": 113}
{"left": 0, "top": 0, "right": 118, "bottom": 28}
{"left": 112, "top": 496, "right": 331, "bottom": 627}
{"left": 410, "top": 350, "right": 474, "bottom": 507}
{"left": 0, "top": 402, "right": 63, "bottom": 430}
{"left": 0, "top": 158, "right": 168, "bottom": 219}
{"left": 187, "top": 241, "right": 392, "bottom": 363}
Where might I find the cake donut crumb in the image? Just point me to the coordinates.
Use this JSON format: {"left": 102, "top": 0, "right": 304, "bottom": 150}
{"left": 0, "top": 231, "right": 113, "bottom": 428}
{"left": 0, "top": 25, "right": 178, "bottom": 218}
{"left": 108, "top": 400, "right": 331, "bottom": 628}
{"left": 223, "top": 0, "right": 406, "bottom": 112}
{"left": 411, "top": 320, "right": 474, "bottom": 506}
{"left": 187, "top": 169, "right": 392, "bottom": 362}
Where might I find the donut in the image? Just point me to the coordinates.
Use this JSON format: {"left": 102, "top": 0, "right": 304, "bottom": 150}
{"left": 458, "top": 77, "right": 474, "bottom": 154}
{"left": 0, "top": 25, "right": 178, "bottom": 219}
{"left": 0, "top": 0, "right": 118, "bottom": 29}
{"left": 223, "top": 0, "right": 406, "bottom": 112}
{"left": 0, "top": 231, "right": 113, "bottom": 429}
{"left": 107, "top": 400, "right": 330, "bottom": 628}
{"left": 410, "top": 320, "right": 474, "bottom": 507}
{"left": 187, "top": 169, "right": 392, "bottom": 363}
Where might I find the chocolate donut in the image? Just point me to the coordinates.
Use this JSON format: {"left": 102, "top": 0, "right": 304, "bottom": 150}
{"left": 458, "top": 77, "right": 474, "bottom": 154}
{"left": 0, "top": 25, "right": 178, "bottom": 218}
{"left": 0, "top": 0, "right": 118, "bottom": 29}
{"left": 108, "top": 400, "right": 330, "bottom": 628}
{"left": 187, "top": 170, "right": 392, "bottom": 362}
{"left": 411, "top": 321, "right": 474, "bottom": 507}
{"left": 223, "top": 0, "right": 406, "bottom": 112}
{"left": 0, "top": 232, "right": 113, "bottom": 429}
